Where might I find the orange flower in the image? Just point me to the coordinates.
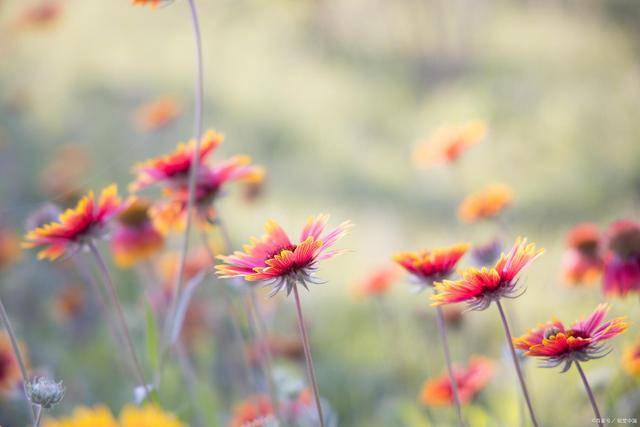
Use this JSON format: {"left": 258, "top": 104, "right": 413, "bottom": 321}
{"left": 0, "top": 227, "right": 21, "bottom": 271}
{"left": 132, "top": 0, "right": 172, "bottom": 8}
{"left": 432, "top": 238, "right": 543, "bottom": 310}
{"left": 394, "top": 244, "right": 469, "bottom": 288}
{"left": 354, "top": 265, "right": 400, "bottom": 297}
{"left": 0, "top": 331, "right": 26, "bottom": 394}
{"left": 413, "top": 121, "right": 486, "bottom": 169}
{"left": 622, "top": 338, "right": 640, "bottom": 378}
{"left": 23, "top": 185, "right": 122, "bottom": 261}
{"left": 134, "top": 98, "right": 181, "bottom": 132}
{"left": 514, "top": 304, "right": 628, "bottom": 371}
{"left": 458, "top": 183, "right": 513, "bottom": 223}
{"left": 420, "top": 357, "right": 493, "bottom": 406}
{"left": 230, "top": 395, "right": 275, "bottom": 427}
{"left": 562, "top": 223, "right": 603, "bottom": 285}
{"left": 111, "top": 198, "right": 164, "bottom": 268}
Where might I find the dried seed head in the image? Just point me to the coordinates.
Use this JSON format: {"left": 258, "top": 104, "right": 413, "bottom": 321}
{"left": 26, "top": 377, "right": 65, "bottom": 409}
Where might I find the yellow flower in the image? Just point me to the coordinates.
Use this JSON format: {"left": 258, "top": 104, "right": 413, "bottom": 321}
{"left": 43, "top": 406, "right": 118, "bottom": 427}
{"left": 44, "top": 405, "right": 185, "bottom": 427}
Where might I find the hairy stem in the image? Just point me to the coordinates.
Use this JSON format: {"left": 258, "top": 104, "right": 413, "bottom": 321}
{"left": 292, "top": 283, "right": 325, "bottom": 427}
{"left": 164, "top": 0, "right": 205, "bottom": 351}
{"left": 496, "top": 301, "right": 539, "bottom": 427}
{"left": 248, "top": 286, "right": 286, "bottom": 426}
{"left": 435, "top": 305, "right": 465, "bottom": 427}
{"left": 88, "top": 241, "right": 149, "bottom": 394}
{"left": 0, "top": 295, "right": 36, "bottom": 424}
{"left": 575, "top": 361, "right": 601, "bottom": 421}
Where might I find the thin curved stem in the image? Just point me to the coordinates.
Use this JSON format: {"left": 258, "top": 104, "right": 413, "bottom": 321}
{"left": 0, "top": 295, "right": 36, "bottom": 424}
{"left": 165, "top": 0, "right": 205, "bottom": 349}
{"left": 248, "top": 287, "right": 286, "bottom": 427}
{"left": 34, "top": 406, "right": 42, "bottom": 427}
{"left": 496, "top": 301, "right": 539, "bottom": 427}
{"left": 88, "top": 241, "right": 149, "bottom": 394}
{"left": 575, "top": 361, "right": 601, "bottom": 421}
{"left": 292, "top": 283, "right": 325, "bottom": 427}
{"left": 434, "top": 305, "right": 465, "bottom": 427}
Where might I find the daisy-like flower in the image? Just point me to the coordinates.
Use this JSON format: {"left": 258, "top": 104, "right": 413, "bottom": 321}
{"left": 562, "top": 223, "right": 603, "bottom": 285}
{"left": 150, "top": 155, "right": 264, "bottom": 233}
{"left": 393, "top": 243, "right": 469, "bottom": 289}
{"left": 130, "top": 130, "right": 222, "bottom": 192}
{"left": 0, "top": 331, "right": 25, "bottom": 395}
{"left": 514, "top": 304, "right": 629, "bottom": 371}
{"left": 420, "top": 357, "right": 494, "bottom": 406}
{"left": 230, "top": 395, "right": 276, "bottom": 427}
{"left": 354, "top": 265, "right": 400, "bottom": 297}
{"left": 622, "top": 338, "right": 640, "bottom": 378}
{"left": 111, "top": 198, "right": 164, "bottom": 268}
{"left": 432, "top": 238, "right": 543, "bottom": 311}
{"left": 412, "top": 121, "right": 486, "bottom": 169}
{"left": 458, "top": 183, "right": 514, "bottom": 224}
{"left": 23, "top": 185, "right": 122, "bottom": 261}
{"left": 134, "top": 97, "right": 181, "bottom": 132}
{"left": 216, "top": 214, "right": 353, "bottom": 296}
{"left": 602, "top": 219, "right": 640, "bottom": 297}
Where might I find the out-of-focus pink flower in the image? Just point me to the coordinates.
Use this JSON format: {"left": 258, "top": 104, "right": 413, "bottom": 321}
{"left": 603, "top": 220, "right": 640, "bottom": 297}
{"left": 111, "top": 198, "right": 164, "bottom": 268}
{"left": 562, "top": 223, "right": 603, "bottom": 285}
{"left": 420, "top": 357, "right": 494, "bottom": 406}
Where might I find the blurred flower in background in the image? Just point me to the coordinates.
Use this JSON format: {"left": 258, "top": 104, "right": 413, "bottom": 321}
{"left": 134, "top": 97, "right": 181, "bottom": 133}
{"left": 0, "top": 331, "right": 25, "bottom": 395}
{"left": 458, "top": 183, "right": 514, "bottom": 224}
{"left": 603, "top": 219, "right": 640, "bottom": 296}
{"left": 111, "top": 197, "right": 164, "bottom": 268}
{"left": 394, "top": 243, "right": 469, "bottom": 290}
{"left": 353, "top": 264, "right": 400, "bottom": 297}
{"left": 412, "top": 120, "right": 486, "bottom": 169}
{"left": 44, "top": 404, "right": 185, "bottom": 427}
{"left": 12, "top": 0, "right": 63, "bottom": 32}
{"left": 562, "top": 222, "right": 603, "bottom": 285}
{"left": 420, "top": 356, "right": 494, "bottom": 406}
{"left": 0, "top": 226, "right": 20, "bottom": 271}
{"left": 622, "top": 338, "right": 640, "bottom": 378}
{"left": 230, "top": 395, "right": 276, "bottom": 427}
{"left": 470, "top": 238, "right": 502, "bottom": 267}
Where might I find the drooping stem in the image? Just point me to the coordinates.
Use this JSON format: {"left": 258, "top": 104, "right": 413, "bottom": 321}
{"left": 248, "top": 286, "right": 286, "bottom": 426}
{"left": 495, "top": 301, "right": 539, "bottom": 427}
{"left": 575, "top": 361, "right": 601, "bottom": 421}
{"left": 434, "top": 305, "right": 465, "bottom": 427}
{"left": 165, "top": 0, "right": 205, "bottom": 348}
{"left": 292, "top": 283, "right": 325, "bottom": 427}
{"left": 0, "top": 295, "right": 36, "bottom": 424}
{"left": 88, "top": 241, "right": 148, "bottom": 393}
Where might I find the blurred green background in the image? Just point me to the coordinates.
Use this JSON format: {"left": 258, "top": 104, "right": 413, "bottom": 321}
{"left": 1, "top": 0, "right": 640, "bottom": 426}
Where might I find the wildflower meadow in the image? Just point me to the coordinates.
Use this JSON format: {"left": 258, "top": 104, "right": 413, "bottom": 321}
{"left": 1, "top": 0, "right": 640, "bottom": 426}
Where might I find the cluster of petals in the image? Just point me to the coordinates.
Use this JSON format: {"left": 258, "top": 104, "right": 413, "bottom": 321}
{"left": 420, "top": 356, "right": 494, "bottom": 406}
{"left": 216, "top": 214, "right": 353, "bottom": 296}
{"left": 513, "top": 303, "right": 629, "bottom": 371}
{"left": 393, "top": 243, "right": 469, "bottom": 288}
{"left": 23, "top": 185, "right": 122, "bottom": 261}
{"left": 432, "top": 238, "right": 543, "bottom": 310}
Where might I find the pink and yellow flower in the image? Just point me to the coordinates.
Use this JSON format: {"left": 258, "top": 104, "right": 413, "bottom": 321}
{"left": 622, "top": 338, "right": 640, "bottom": 378}
{"left": 216, "top": 214, "right": 353, "bottom": 296}
{"left": 602, "top": 219, "right": 640, "bottom": 297}
{"left": 412, "top": 121, "right": 486, "bottom": 169}
{"left": 432, "top": 238, "right": 543, "bottom": 310}
{"left": 458, "top": 183, "right": 513, "bottom": 224}
{"left": 562, "top": 222, "right": 603, "bottom": 285}
{"left": 230, "top": 395, "right": 275, "bottom": 427}
{"left": 394, "top": 244, "right": 469, "bottom": 289}
{"left": 134, "top": 97, "right": 181, "bottom": 132}
{"left": 514, "top": 304, "right": 628, "bottom": 371}
{"left": 354, "top": 265, "right": 400, "bottom": 297}
{"left": 111, "top": 198, "right": 164, "bottom": 268}
{"left": 23, "top": 185, "right": 122, "bottom": 261}
{"left": 420, "top": 356, "right": 494, "bottom": 406}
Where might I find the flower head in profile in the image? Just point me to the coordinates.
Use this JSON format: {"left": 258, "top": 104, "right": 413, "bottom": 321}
{"left": 622, "top": 338, "right": 640, "bottom": 378}
{"left": 412, "top": 120, "right": 486, "bottom": 169}
{"left": 23, "top": 185, "right": 122, "bottom": 261}
{"left": 134, "top": 97, "right": 181, "bottom": 132}
{"left": 562, "top": 222, "right": 603, "bottom": 285}
{"left": 26, "top": 377, "right": 65, "bottom": 409}
{"left": 394, "top": 244, "right": 469, "bottom": 290}
{"left": 111, "top": 198, "right": 164, "bottom": 268}
{"left": 216, "top": 214, "right": 353, "bottom": 296}
{"left": 458, "top": 183, "right": 513, "bottom": 224}
{"left": 230, "top": 395, "right": 276, "bottom": 427}
{"left": 602, "top": 220, "right": 640, "bottom": 297}
{"left": 514, "top": 304, "right": 628, "bottom": 371}
{"left": 420, "top": 356, "right": 494, "bottom": 406}
{"left": 432, "top": 238, "right": 543, "bottom": 310}
{"left": 354, "top": 265, "right": 400, "bottom": 297}
{"left": 0, "top": 331, "right": 25, "bottom": 394}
